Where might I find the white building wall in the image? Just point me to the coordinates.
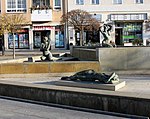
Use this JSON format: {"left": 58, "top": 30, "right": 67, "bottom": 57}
{"left": 67, "top": 0, "right": 150, "bottom": 13}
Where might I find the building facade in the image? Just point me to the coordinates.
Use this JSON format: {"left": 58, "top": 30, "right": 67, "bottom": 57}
{"left": 66, "top": 0, "right": 150, "bottom": 46}
{"left": 1, "top": 0, "right": 150, "bottom": 50}
{"left": 0, "top": 0, "right": 65, "bottom": 50}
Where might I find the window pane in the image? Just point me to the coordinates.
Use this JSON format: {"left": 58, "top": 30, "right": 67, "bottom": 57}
{"left": 7, "top": 0, "right": 16, "bottom": 8}
{"left": 18, "top": 0, "right": 26, "bottom": 8}
{"left": 76, "top": 0, "right": 84, "bottom": 5}
{"left": 92, "top": 14, "right": 102, "bottom": 21}
{"left": 45, "top": 0, "right": 50, "bottom": 6}
{"left": 55, "top": 0, "right": 61, "bottom": 6}
{"left": 33, "top": 0, "right": 40, "bottom": 7}
{"left": 32, "top": 0, "right": 50, "bottom": 7}
{"left": 136, "top": 0, "right": 143, "bottom": 3}
{"left": 41, "top": 0, "right": 45, "bottom": 6}
{"left": 92, "top": 0, "right": 99, "bottom": 4}
{"left": 113, "top": 0, "right": 122, "bottom": 4}
{"left": 7, "top": 0, "right": 27, "bottom": 12}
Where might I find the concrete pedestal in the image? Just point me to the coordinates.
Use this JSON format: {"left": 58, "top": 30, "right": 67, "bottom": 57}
{"left": 53, "top": 80, "right": 126, "bottom": 91}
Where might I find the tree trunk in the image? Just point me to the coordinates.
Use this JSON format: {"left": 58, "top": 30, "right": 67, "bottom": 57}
{"left": 13, "top": 33, "right": 15, "bottom": 59}
{"left": 80, "top": 29, "right": 84, "bottom": 46}
{"left": 2, "top": 46, "right": 5, "bottom": 56}
{"left": 1, "top": 37, "right": 5, "bottom": 56}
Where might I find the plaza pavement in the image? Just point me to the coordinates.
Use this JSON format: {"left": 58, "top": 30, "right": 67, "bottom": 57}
{"left": 0, "top": 49, "right": 150, "bottom": 97}
{"left": 0, "top": 49, "right": 150, "bottom": 118}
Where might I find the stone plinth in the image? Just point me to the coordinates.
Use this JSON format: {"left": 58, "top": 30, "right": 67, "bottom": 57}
{"left": 53, "top": 80, "right": 126, "bottom": 91}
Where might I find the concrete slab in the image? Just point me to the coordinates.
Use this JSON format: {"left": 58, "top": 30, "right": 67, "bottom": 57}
{"left": 52, "top": 80, "right": 126, "bottom": 91}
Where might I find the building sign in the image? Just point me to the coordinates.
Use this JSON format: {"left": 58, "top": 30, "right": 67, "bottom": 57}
{"left": 33, "top": 26, "right": 53, "bottom": 31}
{"left": 110, "top": 13, "right": 147, "bottom": 21}
{"left": 31, "top": 10, "right": 52, "bottom": 21}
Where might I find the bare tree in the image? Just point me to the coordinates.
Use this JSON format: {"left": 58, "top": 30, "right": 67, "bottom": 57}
{"left": 0, "top": 14, "right": 29, "bottom": 58}
{"left": 61, "top": 9, "right": 100, "bottom": 46}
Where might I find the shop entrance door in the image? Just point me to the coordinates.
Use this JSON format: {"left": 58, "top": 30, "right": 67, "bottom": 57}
{"left": 34, "top": 32, "right": 41, "bottom": 48}
{"left": 115, "top": 28, "right": 123, "bottom": 46}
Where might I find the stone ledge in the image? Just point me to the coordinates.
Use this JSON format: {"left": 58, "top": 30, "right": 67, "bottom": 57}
{"left": 0, "top": 80, "right": 149, "bottom": 117}
{"left": 0, "top": 61, "right": 100, "bottom": 74}
{"left": 52, "top": 80, "right": 126, "bottom": 91}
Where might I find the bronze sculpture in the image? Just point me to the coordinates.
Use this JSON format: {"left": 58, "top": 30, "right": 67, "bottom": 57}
{"left": 40, "top": 36, "right": 52, "bottom": 61}
{"left": 61, "top": 69, "right": 119, "bottom": 84}
{"left": 100, "top": 24, "right": 115, "bottom": 47}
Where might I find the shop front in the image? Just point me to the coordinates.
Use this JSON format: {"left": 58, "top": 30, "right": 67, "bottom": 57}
{"left": 33, "top": 26, "right": 52, "bottom": 49}
{"left": 110, "top": 13, "right": 147, "bottom": 46}
{"left": 115, "top": 22, "right": 143, "bottom": 46}
{"left": 32, "top": 25, "right": 65, "bottom": 49}
{"left": 8, "top": 28, "right": 29, "bottom": 49}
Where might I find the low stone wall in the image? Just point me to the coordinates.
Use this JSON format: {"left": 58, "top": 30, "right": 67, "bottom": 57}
{"left": 0, "top": 61, "right": 100, "bottom": 74}
{"left": 0, "top": 80, "right": 149, "bottom": 117}
{"left": 97, "top": 47, "right": 150, "bottom": 71}
{"left": 70, "top": 47, "right": 97, "bottom": 61}
{"left": 71, "top": 46, "right": 150, "bottom": 71}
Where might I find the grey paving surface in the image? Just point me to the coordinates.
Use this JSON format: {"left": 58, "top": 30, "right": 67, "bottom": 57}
{"left": 0, "top": 73, "right": 149, "bottom": 95}
{"left": 0, "top": 49, "right": 70, "bottom": 61}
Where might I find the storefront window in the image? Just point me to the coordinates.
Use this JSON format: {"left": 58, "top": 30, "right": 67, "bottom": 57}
{"left": 18, "top": 34, "right": 29, "bottom": 48}
{"left": 8, "top": 29, "right": 29, "bottom": 49}
{"left": 55, "top": 31, "right": 64, "bottom": 48}
{"left": 8, "top": 34, "right": 18, "bottom": 48}
{"left": 123, "top": 22, "right": 142, "bottom": 43}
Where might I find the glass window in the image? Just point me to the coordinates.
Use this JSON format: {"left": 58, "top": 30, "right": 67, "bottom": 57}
{"left": 92, "top": 14, "right": 102, "bottom": 21}
{"left": 0, "top": 0, "right": 1, "bottom": 12}
{"left": 122, "top": 22, "right": 142, "bottom": 43}
{"left": 54, "top": 0, "right": 61, "bottom": 9}
{"left": 113, "top": 0, "right": 122, "bottom": 4}
{"left": 135, "top": 0, "right": 143, "bottom": 4}
{"left": 55, "top": 26, "right": 64, "bottom": 48}
{"left": 7, "top": 0, "right": 26, "bottom": 12}
{"left": 8, "top": 29, "right": 29, "bottom": 49}
{"left": 92, "top": 0, "right": 100, "bottom": 4}
{"left": 32, "top": 0, "right": 50, "bottom": 7}
{"left": 76, "top": 0, "right": 84, "bottom": 5}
